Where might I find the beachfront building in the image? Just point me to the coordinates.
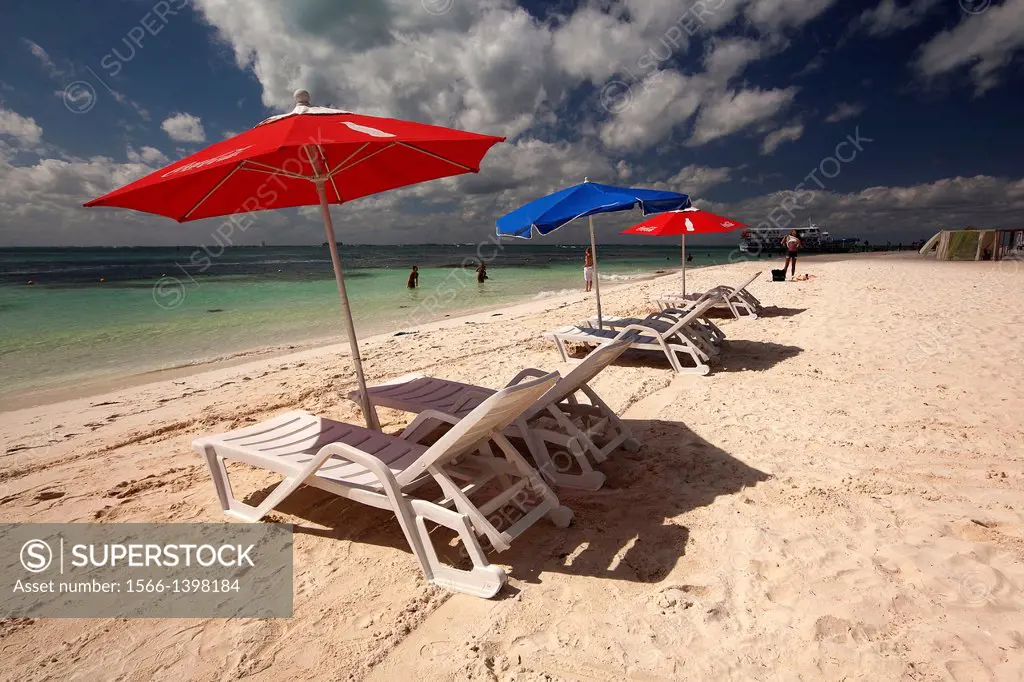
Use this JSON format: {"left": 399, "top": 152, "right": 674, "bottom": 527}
{"left": 919, "top": 227, "right": 1024, "bottom": 261}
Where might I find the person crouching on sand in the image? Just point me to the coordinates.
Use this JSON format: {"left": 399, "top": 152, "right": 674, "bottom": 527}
{"left": 781, "top": 229, "right": 801, "bottom": 279}
{"left": 407, "top": 265, "right": 419, "bottom": 289}
{"left": 584, "top": 248, "right": 594, "bottom": 292}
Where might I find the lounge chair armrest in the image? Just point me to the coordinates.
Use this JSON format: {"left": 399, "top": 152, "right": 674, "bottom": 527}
{"left": 400, "top": 409, "right": 461, "bottom": 440}
{"left": 318, "top": 442, "right": 403, "bottom": 490}
{"left": 504, "top": 368, "right": 550, "bottom": 386}
{"left": 613, "top": 326, "right": 648, "bottom": 340}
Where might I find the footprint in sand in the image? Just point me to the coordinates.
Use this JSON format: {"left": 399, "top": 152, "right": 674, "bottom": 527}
{"left": 813, "top": 615, "right": 853, "bottom": 643}
{"left": 945, "top": 658, "right": 996, "bottom": 682}
{"left": 655, "top": 583, "right": 711, "bottom": 611}
{"left": 921, "top": 552, "right": 1014, "bottom": 607}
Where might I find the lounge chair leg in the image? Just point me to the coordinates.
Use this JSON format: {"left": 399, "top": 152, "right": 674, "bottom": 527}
{"left": 724, "top": 297, "right": 742, "bottom": 319}
{"left": 547, "top": 406, "right": 606, "bottom": 465}
{"left": 729, "top": 296, "right": 758, "bottom": 319}
{"left": 546, "top": 505, "right": 574, "bottom": 528}
{"left": 491, "top": 436, "right": 574, "bottom": 529}
{"left": 364, "top": 464, "right": 509, "bottom": 599}
{"left": 200, "top": 447, "right": 233, "bottom": 513}
{"left": 578, "top": 386, "right": 641, "bottom": 453}
{"left": 553, "top": 336, "right": 569, "bottom": 362}
{"left": 199, "top": 447, "right": 297, "bottom": 523}
{"left": 517, "top": 418, "right": 606, "bottom": 490}
{"left": 667, "top": 346, "right": 710, "bottom": 375}
{"left": 406, "top": 499, "right": 507, "bottom": 598}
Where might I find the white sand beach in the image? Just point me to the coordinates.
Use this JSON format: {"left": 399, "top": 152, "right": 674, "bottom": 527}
{"left": 1, "top": 253, "right": 1023, "bottom": 681}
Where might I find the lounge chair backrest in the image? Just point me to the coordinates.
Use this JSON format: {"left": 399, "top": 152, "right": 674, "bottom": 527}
{"left": 541, "top": 338, "right": 632, "bottom": 406}
{"left": 729, "top": 271, "right": 761, "bottom": 295}
{"left": 663, "top": 297, "right": 717, "bottom": 335}
{"left": 396, "top": 372, "right": 559, "bottom": 485}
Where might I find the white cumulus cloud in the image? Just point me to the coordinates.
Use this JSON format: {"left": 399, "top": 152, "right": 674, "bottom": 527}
{"left": 0, "top": 108, "right": 44, "bottom": 147}
{"left": 126, "top": 145, "right": 169, "bottom": 166}
{"left": 855, "top": 0, "right": 940, "bottom": 36}
{"left": 916, "top": 0, "right": 1024, "bottom": 94}
{"left": 760, "top": 123, "right": 804, "bottom": 155}
{"left": 824, "top": 103, "right": 865, "bottom": 123}
{"left": 161, "top": 113, "right": 206, "bottom": 143}
{"left": 689, "top": 87, "right": 798, "bottom": 146}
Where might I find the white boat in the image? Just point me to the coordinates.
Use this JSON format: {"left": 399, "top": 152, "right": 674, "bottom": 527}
{"left": 738, "top": 221, "right": 860, "bottom": 254}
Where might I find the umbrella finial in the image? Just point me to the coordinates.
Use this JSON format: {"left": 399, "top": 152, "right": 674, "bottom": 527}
{"left": 294, "top": 89, "right": 311, "bottom": 106}
{"left": 584, "top": 177, "right": 590, "bottom": 183}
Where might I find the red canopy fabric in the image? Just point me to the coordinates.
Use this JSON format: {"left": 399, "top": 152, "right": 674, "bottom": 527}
{"left": 620, "top": 208, "right": 746, "bottom": 236}
{"left": 620, "top": 208, "right": 746, "bottom": 297}
{"left": 84, "top": 107, "right": 504, "bottom": 222}
{"left": 83, "top": 94, "right": 505, "bottom": 431}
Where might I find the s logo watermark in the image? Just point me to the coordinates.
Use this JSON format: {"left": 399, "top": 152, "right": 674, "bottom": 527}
{"left": 20, "top": 539, "right": 53, "bottom": 573}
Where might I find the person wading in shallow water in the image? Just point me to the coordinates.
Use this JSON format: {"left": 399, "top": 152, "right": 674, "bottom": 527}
{"left": 407, "top": 265, "right": 419, "bottom": 289}
{"left": 780, "top": 229, "right": 802, "bottom": 280}
{"left": 583, "top": 248, "right": 594, "bottom": 292}
{"left": 476, "top": 262, "right": 488, "bottom": 283}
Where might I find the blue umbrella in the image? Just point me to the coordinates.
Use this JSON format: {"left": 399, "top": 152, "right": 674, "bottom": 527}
{"left": 497, "top": 179, "right": 690, "bottom": 327}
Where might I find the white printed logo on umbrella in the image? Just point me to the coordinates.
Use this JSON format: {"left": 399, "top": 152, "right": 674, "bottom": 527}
{"left": 341, "top": 122, "right": 396, "bottom": 138}
{"left": 161, "top": 145, "right": 254, "bottom": 177}
{"left": 685, "top": 218, "right": 695, "bottom": 232}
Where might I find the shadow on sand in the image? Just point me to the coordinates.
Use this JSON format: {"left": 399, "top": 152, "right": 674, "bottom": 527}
{"left": 560, "top": 339, "right": 802, "bottom": 374}
{"left": 755, "top": 306, "right": 808, "bottom": 318}
{"left": 500, "top": 419, "right": 769, "bottom": 586}
{"left": 243, "top": 418, "right": 770, "bottom": 592}
{"left": 714, "top": 340, "right": 803, "bottom": 373}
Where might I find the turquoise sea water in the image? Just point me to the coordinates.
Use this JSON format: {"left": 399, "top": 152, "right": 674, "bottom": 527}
{"left": 0, "top": 244, "right": 743, "bottom": 402}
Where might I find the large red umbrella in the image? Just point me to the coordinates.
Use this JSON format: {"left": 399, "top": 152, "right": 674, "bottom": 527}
{"left": 621, "top": 207, "right": 746, "bottom": 296}
{"left": 85, "top": 90, "right": 504, "bottom": 429}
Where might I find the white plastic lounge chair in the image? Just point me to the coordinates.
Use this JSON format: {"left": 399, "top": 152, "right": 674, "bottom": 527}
{"left": 592, "top": 307, "right": 724, "bottom": 358}
{"left": 352, "top": 340, "right": 640, "bottom": 491}
{"left": 590, "top": 293, "right": 726, "bottom": 356}
{"left": 547, "top": 299, "right": 718, "bottom": 375}
{"left": 193, "top": 373, "right": 573, "bottom": 598}
{"left": 655, "top": 272, "right": 763, "bottom": 320}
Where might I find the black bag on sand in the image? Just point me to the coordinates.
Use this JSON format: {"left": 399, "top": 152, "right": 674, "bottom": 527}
{"left": 772, "top": 269, "right": 787, "bottom": 281}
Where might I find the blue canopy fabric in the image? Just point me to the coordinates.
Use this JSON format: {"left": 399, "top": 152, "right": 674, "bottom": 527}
{"left": 496, "top": 181, "right": 691, "bottom": 238}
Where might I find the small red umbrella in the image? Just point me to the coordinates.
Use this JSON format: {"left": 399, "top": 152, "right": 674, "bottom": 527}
{"left": 85, "top": 90, "right": 504, "bottom": 429}
{"left": 621, "top": 207, "right": 746, "bottom": 296}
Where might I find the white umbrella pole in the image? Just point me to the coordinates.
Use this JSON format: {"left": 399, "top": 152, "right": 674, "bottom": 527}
{"left": 681, "top": 233, "right": 686, "bottom": 297}
{"left": 316, "top": 182, "right": 380, "bottom": 430}
{"left": 588, "top": 215, "right": 603, "bottom": 329}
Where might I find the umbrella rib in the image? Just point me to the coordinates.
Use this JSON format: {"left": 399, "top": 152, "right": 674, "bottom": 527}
{"left": 324, "top": 142, "right": 370, "bottom": 177}
{"left": 329, "top": 174, "right": 343, "bottom": 204}
{"left": 327, "top": 143, "right": 395, "bottom": 177}
{"left": 316, "top": 143, "right": 344, "bottom": 202}
{"left": 396, "top": 142, "right": 473, "bottom": 171}
{"left": 180, "top": 163, "right": 244, "bottom": 221}
{"left": 301, "top": 144, "right": 322, "bottom": 178}
{"left": 238, "top": 161, "right": 311, "bottom": 181}
{"left": 301, "top": 143, "right": 343, "bottom": 203}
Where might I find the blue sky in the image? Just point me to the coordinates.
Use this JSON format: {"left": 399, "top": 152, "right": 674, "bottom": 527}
{"left": 0, "top": 0, "right": 1022, "bottom": 246}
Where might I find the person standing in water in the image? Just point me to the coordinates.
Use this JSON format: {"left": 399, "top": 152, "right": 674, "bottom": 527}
{"left": 407, "top": 265, "right": 419, "bottom": 289}
{"left": 476, "top": 262, "right": 488, "bottom": 283}
{"left": 780, "top": 229, "right": 802, "bottom": 279}
{"left": 583, "top": 247, "right": 594, "bottom": 292}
